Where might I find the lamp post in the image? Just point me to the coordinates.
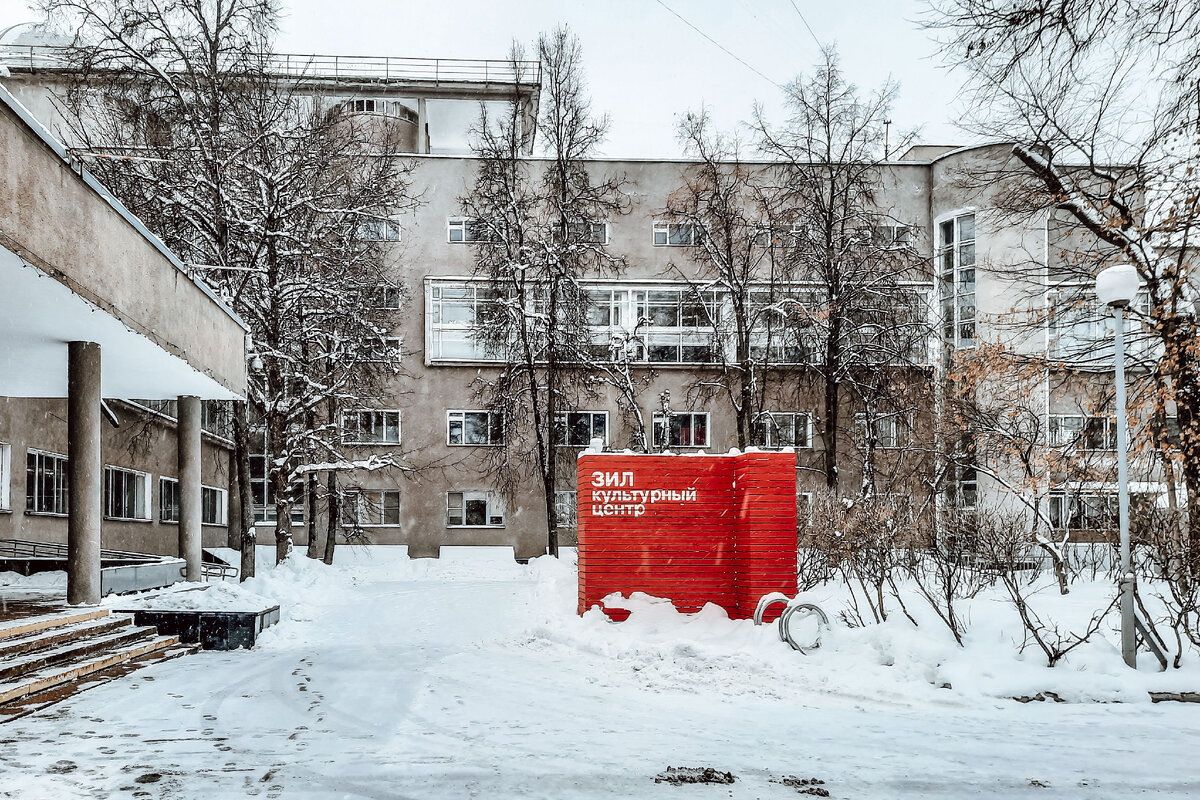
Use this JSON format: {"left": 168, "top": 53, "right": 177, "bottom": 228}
{"left": 1095, "top": 264, "right": 1140, "bottom": 668}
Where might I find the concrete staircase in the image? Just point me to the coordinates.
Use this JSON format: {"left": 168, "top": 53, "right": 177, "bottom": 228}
{"left": 0, "top": 608, "right": 194, "bottom": 720}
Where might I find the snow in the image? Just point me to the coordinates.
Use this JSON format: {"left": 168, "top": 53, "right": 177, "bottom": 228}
{"left": 3, "top": 547, "right": 1200, "bottom": 798}
{"left": 109, "top": 581, "right": 277, "bottom": 612}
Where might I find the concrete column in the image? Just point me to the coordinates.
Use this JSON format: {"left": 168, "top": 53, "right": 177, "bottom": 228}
{"left": 178, "top": 395, "right": 203, "bottom": 581}
{"left": 67, "top": 341, "right": 101, "bottom": 606}
{"left": 417, "top": 97, "right": 429, "bottom": 154}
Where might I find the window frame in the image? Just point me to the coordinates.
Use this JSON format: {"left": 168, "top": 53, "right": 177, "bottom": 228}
{"left": 447, "top": 217, "right": 492, "bottom": 243}
{"left": 446, "top": 410, "right": 505, "bottom": 447}
{"left": 1048, "top": 414, "right": 1117, "bottom": 452}
{"left": 159, "top": 476, "right": 180, "bottom": 523}
{"left": 755, "top": 411, "right": 813, "bottom": 449}
{"left": 854, "top": 413, "right": 904, "bottom": 449}
{"left": 937, "top": 211, "right": 976, "bottom": 351}
{"left": 26, "top": 449, "right": 69, "bottom": 516}
{"left": 358, "top": 217, "right": 401, "bottom": 242}
{"left": 104, "top": 465, "right": 151, "bottom": 522}
{"left": 202, "top": 485, "right": 228, "bottom": 526}
{"left": 371, "top": 284, "right": 402, "bottom": 310}
{"left": 651, "top": 411, "right": 711, "bottom": 449}
{"left": 342, "top": 489, "right": 401, "bottom": 527}
{"left": 0, "top": 442, "right": 9, "bottom": 512}
{"left": 446, "top": 490, "right": 505, "bottom": 528}
{"left": 554, "top": 411, "right": 609, "bottom": 448}
{"left": 344, "top": 409, "right": 402, "bottom": 445}
{"left": 652, "top": 220, "right": 697, "bottom": 246}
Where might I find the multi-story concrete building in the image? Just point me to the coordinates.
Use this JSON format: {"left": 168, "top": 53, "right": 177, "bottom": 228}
{"left": 3, "top": 31, "right": 1160, "bottom": 562}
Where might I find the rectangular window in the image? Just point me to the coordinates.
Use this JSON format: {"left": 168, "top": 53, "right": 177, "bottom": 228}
{"left": 854, "top": 414, "right": 903, "bottom": 449}
{"left": 1048, "top": 492, "right": 1117, "bottom": 531}
{"left": 26, "top": 450, "right": 69, "bottom": 515}
{"left": 0, "top": 442, "right": 9, "bottom": 511}
{"left": 447, "top": 410, "right": 504, "bottom": 446}
{"left": 427, "top": 282, "right": 505, "bottom": 361}
{"left": 104, "top": 466, "right": 150, "bottom": 521}
{"left": 350, "top": 98, "right": 378, "bottom": 113}
{"left": 358, "top": 218, "right": 400, "bottom": 242}
{"left": 554, "top": 411, "right": 608, "bottom": 447}
{"left": 652, "top": 412, "right": 710, "bottom": 449}
{"left": 755, "top": 412, "right": 812, "bottom": 448}
{"left": 639, "top": 289, "right": 719, "bottom": 364}
{"left": 366, "top": 337, "right": 402, "bottom": 362}
{"left": 342, "top": 489, "right": 401, "bottom": 527}
{"left": 652, "top": 221, "right": 696, "bottom": 246}
{"left": 160, "top": 477, "right": 180, "bottom": 523}
{"left": 344, "top": 410, "right": 402, "bottom": 445}
{"left": 371, "top": 284, "right": 402, "bottom": 309}
{"left": 1049, "top": 415, "right": 1116, "bottom": 451}
{"left": 568, "top": 220, "right": 608, "bottom": 244}
{"left": 555, "top": 490, "right": 578, "bottom": 528}
{"left": 938, "top": 213, "right": 975, "bottom": 351}
{"left": 447, "top": 217, "right": 492, "bottom": 243}
{"left": 202, "top": 486, "right": 228, "bottom": 525}
{"left": 446, "top": 490, "right": 505, "bottom": 527}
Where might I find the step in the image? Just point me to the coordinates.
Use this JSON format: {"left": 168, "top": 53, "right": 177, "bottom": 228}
{"left": 0, "top": 608, "right": 110, "bottom": 642}
{"left": 0, "top": 615, "right": 133, "bottom": 661}
{"left": 0, "top": 634, "right": 179, "bottom": 705}
{"left": 0, "top": 624, "right": 156, "bottom": 683}
{"left": 0, "top": 640, "right": 199, "bottom": 723}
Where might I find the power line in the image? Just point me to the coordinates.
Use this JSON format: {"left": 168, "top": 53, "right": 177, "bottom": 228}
{"left": 786, "top": 0, "right": 823, "bottom": 49}
{"left": 653, "top": 0, "right": 784, "bottom": 91}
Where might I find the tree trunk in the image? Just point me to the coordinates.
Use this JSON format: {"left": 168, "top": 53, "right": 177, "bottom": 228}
{"left": 233, "top": 400, "right": 256, "bottom": 582}
{"left": 305, "top": 469, "right": 322, "bottom": 560}
{"left": 324, "top": 471, "right": 339, "bottom": 566}
{"left": 267, "top": 412, "right": 293, "bottom": 564}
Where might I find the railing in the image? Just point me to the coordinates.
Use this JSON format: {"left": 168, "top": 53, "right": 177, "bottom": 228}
{"left": 0, "top": 45, "right": 542, "bottom": 87}
{"left": 0, "top": 538, "right": 166, "bottom": 563}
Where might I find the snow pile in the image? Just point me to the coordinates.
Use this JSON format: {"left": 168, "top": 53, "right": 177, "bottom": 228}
{"left": 113, "top": 580, "right": 276, "bottom": 612}
{"left": 0, "top": 570, "right": 66, "bottom": 589}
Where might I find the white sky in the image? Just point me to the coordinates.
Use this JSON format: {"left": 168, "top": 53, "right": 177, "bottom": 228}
{"left": 0, "top": 0, "right": 972, "bottom": 158}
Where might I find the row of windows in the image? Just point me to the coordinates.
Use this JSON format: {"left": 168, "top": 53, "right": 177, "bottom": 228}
{"left": 13, "top": 447, "right": 226, "bottom": 525}
{"left": 342, "top": 488, "right": 505, "bottom": 528}
{"left": 335, "top": 409, "right": 908, "bottom": 451}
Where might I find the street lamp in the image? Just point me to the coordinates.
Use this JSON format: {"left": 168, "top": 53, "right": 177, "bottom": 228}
{"left": 1095, "top": 263, "right": 1140, "bottom": 668}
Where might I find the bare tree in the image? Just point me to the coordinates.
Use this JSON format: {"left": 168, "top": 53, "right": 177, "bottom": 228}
{"left": 464, "top": 28, "right": 627, "bottom": 557}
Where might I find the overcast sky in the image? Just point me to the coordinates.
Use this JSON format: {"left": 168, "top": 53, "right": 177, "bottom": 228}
{"left": 0, "top": 0, "right": 971, "bottom": 157}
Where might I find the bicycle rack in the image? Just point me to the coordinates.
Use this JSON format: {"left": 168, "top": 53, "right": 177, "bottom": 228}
{"left": 753, "top": 593, "right": 830, "bottom": 654}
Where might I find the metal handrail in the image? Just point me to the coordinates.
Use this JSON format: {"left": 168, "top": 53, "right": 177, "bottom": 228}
{"left": 0, "top": 45, "right": 542, "bottom": 86}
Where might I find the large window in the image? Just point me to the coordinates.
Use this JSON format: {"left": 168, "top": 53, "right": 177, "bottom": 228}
{"left": 652, "top": 412, "right": 710, "bottom": 449}
{"left": 1049, "top": 291, "right": 1145, "bottom": 363}
{"left": 1048, "top": 491, "right": 1117, "bottom": 531}
{"left": 555, "top": 411, "right": 608, "bottom": 447}
{"left": 652, "top": 221, "right": 696, "bottom": 246}
{"left": 344, "top": 410, "right": 402, "bottom": 445}
{"left": 427, "top": 282, "right": 504, "bottom": 361}
{"left": 202, "top": 486, "right": 228, "bottom": 526}
{"left": 447, "top": 410, "right": 504, "bottom": 446}
{"left": 1049, "top": 414, "right": 1116, "bottom": 451}
{"left": 0, "top": 442, "right": 9, "bottom": 511}
{"left": 447, "top": 217, "right": 494, "bottom": 243}
{"left": 755, "top": 412, "right": 812, "bottom": 448}
{"left": 26, "top": 450, "right": 68, "bottom": 515}
{"left": 343, "top": 489, "right": 401, "bottom": 527}
{"left": 105, "top": 466, "right": 150, "bottom": 521}
{"left": 358, "top": 217, "right": 400, "bottom": 242}
{"left": 446, "top": 490, "right": 505, "bottom": 527}
{"left": 938, "top": 213, "right": 975, "bottom": 350}
{"left": 160, "top": 477, "right": 180, "bottom": 523}
{"left": 640, "top": 289, "right": 719, "bottom": 363}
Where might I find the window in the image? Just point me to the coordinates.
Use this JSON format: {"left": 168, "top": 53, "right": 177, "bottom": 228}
{"left": 869, "top": 224, "right": 913, "bottom": 248}
{"left": 652, "top": 221, "right": 696, "bottom": 246}
{"left": 938, "top": 213, "right": 976, "bottom": 350}
{"left": 1048, "top": 492, "right": 1117, "bottom": 531}
{"left": 248, "top": 421, "right": 304, "bottom": 526}
{"left": 1049, "top": 291, "right": 1146, "bottom": 363}
{"left": 447, "top": 217, "right": 493, "bottom": 243}
{"left": 350, "top": 98, "right": 379, "bottom": 113}
{"left": 343, "top": 489, "right": 401, "bottom": 527}
{"left": 447, "top": 410, "right": 504, "bottom": 446}
{"left": 371, "top": 284, "right": 402, "bottom": 309}
{"left": 555, "top": 411, "right": 608, "bottom": 447}
{"left": 0, "top": 442, "right": 9, "bottom": 511}
{"left": 1049, "top": 415, "right": 1116, "bottom": 451}
{"left": 567, "top": 220, "right": 608, "bottom": 244}
{"left": 854, "top": 413, "right": 903, "bottom": 449}
{"left": 555, "top": 490, "right": 578, "bottom": 528}
{"left": 366, "top": 337, "right": 403, "bottom": 362}
{"left": 358, "top": 218, "right": 400, "bottom": 242}
{"left": 202, "top": 486, "right": 227, "bottom": 525}
{"left": 755, "top": 412, "right": 812, "bottom": 448}
{"left": 344, "top": 410, "right": 402, "bottom": 445}
{"left": 652, "top": 412, "right": 710, "bottom": 449}
{"left": 446, "top": 490, "right": 505, "bottom": 527}
{"left": 160, "top": 477, "right": 180, "bottom": 523}
{"left": 753, "top": 222, "right": 805, "bottom": 248}
{"left": 26, "top": 450, "right": 69, "bottom": 515}
{"left": 105, "top": 466, "right": 150, "bottom": 521}
{"left": 640, "top": 289, "right": 719, "bottom": 363}
{"left": 427, "top": 282, "right": 505, "bottom": 361}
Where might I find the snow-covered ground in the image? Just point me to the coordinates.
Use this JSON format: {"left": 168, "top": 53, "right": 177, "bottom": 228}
{"left": 3, "top": 547, "right": 1200, "bottom": 798}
